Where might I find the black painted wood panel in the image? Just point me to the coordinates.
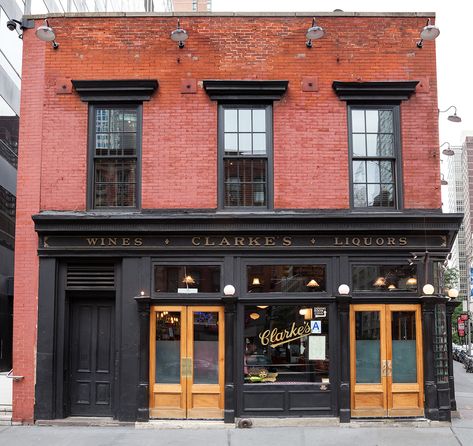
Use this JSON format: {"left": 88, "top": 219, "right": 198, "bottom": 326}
{"left": 69, "top": 299, "right": 114, "bottom": 416}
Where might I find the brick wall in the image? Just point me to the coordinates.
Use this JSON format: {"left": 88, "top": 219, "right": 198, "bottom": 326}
{"left": 13, "top": 14, "right": 441, "bottom": 421}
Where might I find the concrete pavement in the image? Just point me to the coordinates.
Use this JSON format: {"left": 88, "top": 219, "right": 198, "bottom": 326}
{"left": 0, "top": 362, "right": 472, "bottom": 446}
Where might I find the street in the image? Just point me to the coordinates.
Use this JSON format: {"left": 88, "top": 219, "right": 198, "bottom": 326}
{"left": 0, "top": 362, "right": 472, "bottom": 446}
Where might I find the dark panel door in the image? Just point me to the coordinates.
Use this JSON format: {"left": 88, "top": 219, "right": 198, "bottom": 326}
{"left": 69, "top": 299, "right": 114, "bottom": 416}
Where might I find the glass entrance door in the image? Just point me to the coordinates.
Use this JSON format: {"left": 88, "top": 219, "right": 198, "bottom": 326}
{"left": 149, "top": 306, "right": 224, "bottom": 419}
{"left": 350, "top": 304, "right": 424, "bottom": 417}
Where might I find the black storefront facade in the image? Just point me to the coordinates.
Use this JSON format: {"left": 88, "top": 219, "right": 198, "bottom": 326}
{"left": 33, "top": 211, "right": 462, "bottom": 423}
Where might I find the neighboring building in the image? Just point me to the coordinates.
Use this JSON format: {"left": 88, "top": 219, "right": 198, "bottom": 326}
{"left": 12, "top": 12, "right": 462, "bottom": 425}
{"left": 0, "top": 0, "right": 20, "bottom": 373}
{"left": 173, "top": 0, "right": 211, "bottom": 12}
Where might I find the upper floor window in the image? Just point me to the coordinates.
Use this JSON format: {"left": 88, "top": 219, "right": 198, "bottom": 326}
{"left": 350, "top": 106, "right": 399, "bottom": 209}
{"left": 90, "top": 105, "right": 141, "bottom": 209}
{"left": 219, "top": 104, "right": 272, "bottom": 208}
{"left": 72, "top": 79, "right": 158, "bottom": 210}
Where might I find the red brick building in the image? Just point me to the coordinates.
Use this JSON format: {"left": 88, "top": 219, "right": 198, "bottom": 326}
{"left": 13, "top": 12, "right": 461, "bottom": 424}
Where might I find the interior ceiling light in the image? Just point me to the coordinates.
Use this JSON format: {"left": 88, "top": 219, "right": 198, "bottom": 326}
{"left": 306, "top": 17, "right": 325, "bottom": 48}
{"left": 440, "top": 142, "right": 454, "bottom": 156}
{"left": 170, "top": 18, "right": 188, "bottom": 48}
{"left": 406, "top": 277, "right": 418, "bottom": 286}
{"left": 35, "top": 19, "right": 59, "bottom": 49}
{"left": 374, "top": 277, "right": 386, "bottom": 287}
{"left": 388, "top": 284, "right": 397, "bottom": 290}
{"left": 417, "top": 18, "right": 440, "bottom": 48}
{"left": 306, "top": 279, "right": 319, "bottom": 288}
{"left": 439, "top": 105, "right": 462, "bottom": 123}
{"left": 252, "top": 277, "right": 261, "bottom": 286}
{"left": 250, "top": 312, "right": 260, "bottom": 320}
{"left": 257, "top": 305, "right": 268, "bottom": 309}
{"left": 182, "top": 275, "right": 195, "bottom": 285}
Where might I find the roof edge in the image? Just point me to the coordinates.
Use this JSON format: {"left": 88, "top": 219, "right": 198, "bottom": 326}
{"left": 24, "top": 11, "right": 436, "bottom": 20}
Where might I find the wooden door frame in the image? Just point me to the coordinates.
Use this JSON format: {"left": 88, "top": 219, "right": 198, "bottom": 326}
{"left": 350, "top": 303, "right": 424, "bottom": 418}
{"left": 350, "top": 304, "right": 387, "bottom": 417}
{"left": 149, "top": 305, "right": 225, "bottom": 419}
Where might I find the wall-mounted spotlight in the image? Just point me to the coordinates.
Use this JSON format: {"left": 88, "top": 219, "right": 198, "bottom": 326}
{"left": 306, "top": 17, "right": 325, "bottom": 48}
{"left": 35, "top": 19, "right": 59, "bottom": 49}
{"left": 439, "top": 105, "right": 462, "bottom": 123}
{"left": 440, "top": 142, "right": 454, "bottom": 156}
{"left": 440, "top": 174, "right": 448, "bottom": 186}
{"left": 170, "top": 19, "right": 188, "bottom": 49}
{"left": 416, "top": 18, "right": 440, "bottom": 48}
{"left": 5, "top": 17, "right": 34, "bottom": 39}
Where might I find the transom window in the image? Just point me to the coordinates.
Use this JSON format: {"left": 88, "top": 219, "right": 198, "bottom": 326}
{"left": 91, "top": 105, "right": 140, "bottom": 208}
{"left": 220, "top": 105, "right": 271, "bottom": 208}
{"left": 352, "top": 264, "right": 417, "bottom": 292}
{"left": 350, "top": 107, "right": 399, "bottom": 208}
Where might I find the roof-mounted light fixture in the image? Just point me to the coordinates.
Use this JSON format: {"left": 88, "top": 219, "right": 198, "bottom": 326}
{"left": 35, "top": 19, "right": 59, "bottom": 49}
{"left": 416, "top": 18, "right": 440, "bottom": 48}
{"left": 306, "top": 17, "right": 325, "bottom": 48}
{"left": 170, "top": 19, "right": 188, "bottom": 49}
{"left": 439, "top": 105, "right": 462, "bottom": 123}
{"left": 440, "top": 142, "right": 454, "bottom": 156}
{"left": 5, "top": 17, "right": 34, "bottom": 39}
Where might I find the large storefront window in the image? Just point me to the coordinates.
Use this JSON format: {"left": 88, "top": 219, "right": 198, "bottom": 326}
{"left": 352, "top": 264, "right": 417, "bottom": 292}
{"left": 244, "top": 305, "right": 329, "bottom": 384}
{"left": 247, "top": 265, "right": 326, "bottom": 293}
{"left": 154, "top": 265, "right": 221, "bottom": 293}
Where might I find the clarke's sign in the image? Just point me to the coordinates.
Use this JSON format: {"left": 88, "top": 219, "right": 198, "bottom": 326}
{"left": 258, "top": 322, "right": 312, "bottom": 348}
{"left": 41, "top": 234, "right": 447, "bottom": 250}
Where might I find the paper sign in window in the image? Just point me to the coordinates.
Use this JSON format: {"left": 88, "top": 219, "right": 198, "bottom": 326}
{"left": 309, "top": 335, "right": 326, "bottom": 360}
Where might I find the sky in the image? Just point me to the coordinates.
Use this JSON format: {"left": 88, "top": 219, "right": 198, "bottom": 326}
{"left": 213, "top": 0, "right": 473, "bottom": 147}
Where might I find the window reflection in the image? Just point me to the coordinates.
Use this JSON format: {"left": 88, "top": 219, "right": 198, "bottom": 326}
{"left": 352, "top": 265, "right": 417, "bottom": 292}
{"left": 244, "top": 305, "right": 329, "bottom": 384}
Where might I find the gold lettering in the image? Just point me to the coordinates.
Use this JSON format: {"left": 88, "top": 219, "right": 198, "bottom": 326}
{"left": 387, "top": 237, "right": 396, "bottom": 246}
{"left": 134, "top": 238, "right": 143, "bottom": 246}
{"left": 399, "top": 237, "right": 408, "bottom": 246}
{"left": 265, "top": 236, "right": 276, "bottom": 246}
{"left": 249, "top": 237, "right": 261, "bottom": 246}
{"left": 352, "top": 237, "right": 361, "bottom": 246}
{"left": 192, "top": 237, "right": 201, "bottom": 246}
{"left": 204, "top": 237, "right": 215, "bottom": 246}
{"left": 122, "top": 238, "right": 130, "bottom": 246}
{"left": 234, "top": 237, "right": 245, "bottom": 246}
{"left": 282, "top": 236, "right": 292, "bottom": 246}
{"left": 100, "top": 238, "right": 106, "bottom": 246}
{"left": 87, "top": 238, "right": 99, "bottom": 246}
{"left": 334, "top": 237, "right": 343, "bottom": 246}
{"left": 259, "top": 329, "right": 270, "bottom": 346}
{"left": 108, "top": 238, "right": 117, "bottom": 246}
{"left": 363, "top": 237, "right": 372, "bottom": 246}
{"left": 219, "top": 237, "right": 231, "bottom": 246}
{"left": 375, "top": 237, "right": 385, "bottom": 246}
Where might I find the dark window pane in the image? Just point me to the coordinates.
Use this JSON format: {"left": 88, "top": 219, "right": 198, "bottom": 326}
{"left": 224, "top": 109, "right": 237, "bottom": 132}
{"left": 122, "top": 133, "right": 136, "bottom": 155}
{"left": 351, "top": 110, "right": 365, "bottom": 132}
{"left": 94, "top": 159, "right": 136, "bottom": 207}
{"left": 247, "top": 265, "right": 326, "bottom": 293}
{"left": 244, "top": 305, "right": 329, "bottom": 384}
{"left": 154, "top": 265, "right": 221, "bottom": 293}
{"left": 224, "top": 159, "right": 266, "bottom": 207}
{"left": 352, "top": 134, "right": 366, "bottom": 157}
{"left": 352, "top": 265, "right": 418, "bottom": 292}
{"left": 110, "top": 133, "right": 122, "bottom": 153}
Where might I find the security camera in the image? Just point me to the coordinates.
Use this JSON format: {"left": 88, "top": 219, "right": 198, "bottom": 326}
{"left": 6, "top": 19, "right": 18, "bottom": 31}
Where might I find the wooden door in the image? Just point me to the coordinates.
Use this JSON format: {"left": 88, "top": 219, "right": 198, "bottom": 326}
{"left": 69, "top": 298, "right": 114, "bottom": 416}
{"left": 350, "top": 304, "right": 423, "bottom": 418}
{"left": 150, "top": 306, "right": 224, "bottom": 419}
